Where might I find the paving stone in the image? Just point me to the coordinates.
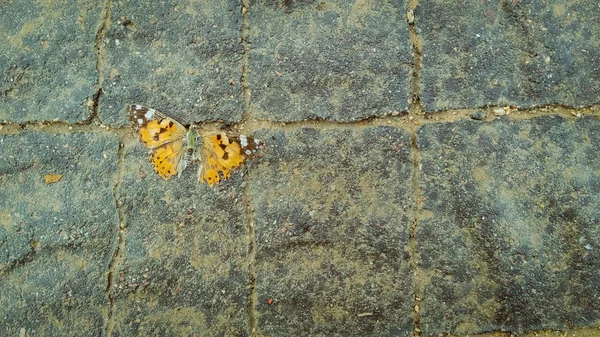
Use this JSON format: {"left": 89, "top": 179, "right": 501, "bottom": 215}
{"left": 419, "top": 1, "right": 600, "bottom": 111}
{"left": 0, "top": 132, "right": 120, "bottom": 336}
{"left": 248, "top": 0, "right": 411, "bottom": 122}
{"left": 249, "top": 127, "right": 414, "bottom": 336}
{"left": 0, "top": 0, "right": 101, "bottom": 123}
{"left": 100, "top": 0, "right": 244, "bottom": 126}
{"left": 109, "top": 141, "right": 250, "bottom": 336}
{"left": 416, "top": 116, "right": 600, "bottom": 335}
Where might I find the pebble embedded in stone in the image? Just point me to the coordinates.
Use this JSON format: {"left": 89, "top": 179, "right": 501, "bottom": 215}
{"left": 493, "top": 108, "right": 507, "bottom": 116}
{"left": 471, "top": 110, "right": 486, "bottom": 120}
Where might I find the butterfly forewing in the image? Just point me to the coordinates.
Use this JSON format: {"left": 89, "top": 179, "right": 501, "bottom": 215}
{"left": 127, "top": 105, "right": 188, "bottom": 149}
{"left": 238, "top": 134, "right": 263, "bottom": 158}
{"left": 197, "top": 132, "right": 264, "bottom": 187}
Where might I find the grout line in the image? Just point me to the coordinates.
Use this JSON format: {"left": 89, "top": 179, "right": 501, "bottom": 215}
{"left": 240, "top": 0, "right": 258, "bottom": 336}
{"left": 91, "top": 0, "right": 112, "bottom": 125}
{"left": 407, "top": 1, "right": 424, "bottom": 336}
{"left": 408, "top": 127, "right": 424, "bottom": 337}
{"left": 95, "top": 0, "right": 119, "bottom": 335}
{"left": 85, "top": 87, "right": 103, "bottom": 125}
{"left": 94, "top": 0, "right": 111, "bottom": 86}
{"left": 240, "top": 0, "right": 252, "bottom": 124}
{"left": 243, "top": 182, "right": 258, "bottom": 337}
{"left": 104, "top": 131, "right": 128, "bottom": 337}
{"left": 0, "top": 105, "right": 598, "bottom": 137}
{"left": 407, "top": 0, "right": 424, "bottom": 119}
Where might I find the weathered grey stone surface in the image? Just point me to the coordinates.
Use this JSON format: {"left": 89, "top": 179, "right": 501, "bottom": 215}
{"left": 248, "top": 0, "right": 411, "bottom": 122}
{"left": 0, "top": 0, "right": 102, "bottom": 123}
{"left": 0, "top": 132, "right": 119, "bottom": 336}
{"left": 2, "top": 0, "right": 600, "bottom": 335}
{"left": 419, "top": 0, "right": 600, "bottom": 111}
{"left": 99, "top": 0, "right": 244, "bottom": 125}
{"left": 417, "top": 116, "right": 600, "bottom": 335}
{"left": 109, "top": 142, "right": 250, "bottom": 336}
{"left": 249, "top": 127, "right": 415, "bottom": 336}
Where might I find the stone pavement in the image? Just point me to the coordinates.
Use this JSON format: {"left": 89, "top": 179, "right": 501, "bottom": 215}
{"left": 1, "top": 0, "right": 599, "bottom": 336}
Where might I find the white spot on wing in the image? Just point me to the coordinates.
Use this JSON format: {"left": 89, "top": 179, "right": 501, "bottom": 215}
{"left": 144, "top": 109, "right": 155, "bottom": 119}
{"left": 135, "top": 104, "right": 142, "bottom": 109}
{"left": 240, "top": 135, "right": 248, "bottom": 147}
{"left": 137, "top": 118, "right": 144, "bottom": 125}
{"left": 245, "top": 149, "right": 252, "bottom": 155}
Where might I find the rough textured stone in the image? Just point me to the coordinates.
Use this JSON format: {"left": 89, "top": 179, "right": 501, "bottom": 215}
{"left": 109, "top": 141, "right": 250, "bottom": 336}
{"left": 417, "top": 116, "right": 600, "bottom": 335}
{"left": 248, "top": 0, "right": 411, "bottom": 122}
{"left": 0, "top": 132, "right": 120, "bottom": 336}
{"left": 419, "top": 0, "right": 600, "bottom": 111}
{"left": 249, "top": 127, "right": 415, "bottom": 336}
{"left": 99, "top": 0, "right": 244, "bottom": 125}
{"left": 0, "top": 0, "right": 101, "bottom": 123}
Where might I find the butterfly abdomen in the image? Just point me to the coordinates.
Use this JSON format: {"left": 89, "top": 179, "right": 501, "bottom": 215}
{"left": 184, "top": 149, "right": 194, "bottom": 165}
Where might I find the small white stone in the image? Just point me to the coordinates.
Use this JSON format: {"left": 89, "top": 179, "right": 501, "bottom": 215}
{"left": 493, "top": 108, "right": 506, "bottom": 116}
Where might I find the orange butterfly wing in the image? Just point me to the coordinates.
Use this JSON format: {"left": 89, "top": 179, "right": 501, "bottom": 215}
{"left": 151, "top": 139, "right": 185, "bottom": 180}
{"left": 127, "top": 105, "right": 188, "bottom": 179}
{"left": 198, "top": 133, "right": 262, "bottom": 187}
{"left": 127, "top": 105, "right": 188, "bottom": 148}
{"left": 127, "top": 105, "right": 263, "bottom": 185}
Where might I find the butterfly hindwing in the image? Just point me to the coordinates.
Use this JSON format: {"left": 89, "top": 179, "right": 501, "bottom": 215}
{"left": 152, "top": 139, "right": 186, "bottom": 180}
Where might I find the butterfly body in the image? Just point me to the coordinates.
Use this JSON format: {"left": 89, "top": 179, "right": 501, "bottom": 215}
{"left": 127, "top": 105, "right": 262, "bottom": 186}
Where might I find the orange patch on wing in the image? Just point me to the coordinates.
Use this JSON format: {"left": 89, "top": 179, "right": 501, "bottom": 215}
{"left": 199, "top": 133, "right": 247, "bottom": 187}
{"left": 151, "top": 140, "right": 185, "bottom": 179}
{"left": 139, "top": 119, "right": 187, "bottom": 148}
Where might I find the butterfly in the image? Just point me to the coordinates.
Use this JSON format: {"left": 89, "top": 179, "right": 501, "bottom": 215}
{"left": 126, "top": 104, "right": 263, "bottom": 187}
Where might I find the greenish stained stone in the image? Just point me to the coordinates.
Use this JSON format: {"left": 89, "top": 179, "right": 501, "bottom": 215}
{"left": 417, "top": 116, "right": 600, "bottom": 335}
{"left": 419, "top": 0, "right": 600, "bottom": 111}
{"left": 99, "top": 0, "right": 243, "bottom": 126}
{"left": 109, "top": 142, "right": 250, "bottom": 336}
{"left": 0, "top": 0, "right": 102, "bottom": 123}
{"left": 249, "top": 127, "right": 415, "bottom": 336}
{"left": 0, "top": 131, "right": 120, "bottom": 336}
{"left": 248, "top": 0, "right": 411, "bottom": 121}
